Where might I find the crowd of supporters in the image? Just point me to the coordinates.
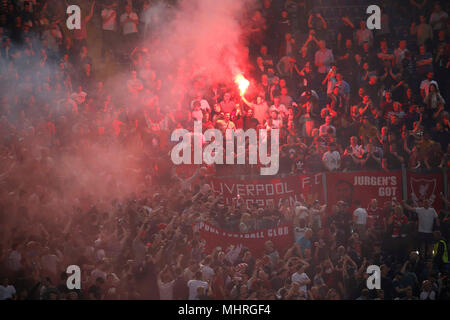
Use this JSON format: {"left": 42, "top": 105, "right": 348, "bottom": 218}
{"left": 0, "top": 0, "right": 449, "bottom": 300}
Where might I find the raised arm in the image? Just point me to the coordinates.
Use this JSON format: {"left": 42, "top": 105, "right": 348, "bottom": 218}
{"left": 241, "top": 96, "right": 253, "bottom": 108}
{"left": 86, "top": 1, "right": 96, "bottom": 23}
{"left": 317, "top": 13, "right": 327, "bottom": 29}
{"left": 441, "top": 193, "right": 450, "bottom": 207}
{"left": 401, "top": 200, "right": 415, "bottom": 212}
{"left": 308, "top": 14, "right": 314, "bottom": 28}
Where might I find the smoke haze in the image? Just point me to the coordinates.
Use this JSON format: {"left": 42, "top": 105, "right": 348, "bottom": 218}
{"left": 0, "top": 0, "right": 258, "bottom": 233}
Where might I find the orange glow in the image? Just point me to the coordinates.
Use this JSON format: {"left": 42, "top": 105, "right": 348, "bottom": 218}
{"left": 234, "top": 74, "right": 250, "bottom": 96}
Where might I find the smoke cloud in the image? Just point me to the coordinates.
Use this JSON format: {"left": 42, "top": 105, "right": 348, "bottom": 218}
{"left": 0, "top": 0, "right": 258, "bottom": 231}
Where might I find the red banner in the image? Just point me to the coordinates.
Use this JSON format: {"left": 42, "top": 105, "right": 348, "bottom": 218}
{"left": 326, "top": 171, "right": 402, "bottom": 209}
{"left": 407, "top": 171, "right": 444, "bottom": 212}
{"left": 209, "top": 173, "right": 324, "bottom": 208}
{"left": 193, "top": 221, "right": 294, "bottom": 257}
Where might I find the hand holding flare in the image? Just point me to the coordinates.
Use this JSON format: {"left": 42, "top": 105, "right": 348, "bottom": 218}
{"left": 234, "top": 74, "right": 249, "bottom": 97}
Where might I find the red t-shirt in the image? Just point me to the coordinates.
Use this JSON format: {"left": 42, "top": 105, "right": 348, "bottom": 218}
{"left": 323, "top": 269, "right": 341, "bottom": 289}
{"left": 73, "top": 19, "right": 87, "bottom": 40}
{"left": 213, "top": 275, "right": 225, "bottom": 300}
{"left": 367, "top": 206, "right": 385, "bottom": 229}
{"left": 391, "top": 213, "right": 408, "bottom": 237}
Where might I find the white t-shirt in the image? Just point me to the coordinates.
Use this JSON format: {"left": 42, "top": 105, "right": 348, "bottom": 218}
{"left": 120, "top": 12, "right": 139, "bottom": 35}
{"left": 356, "top": 29, "right": 373, "bottom": 46}
{"left": 310, "top": 208, "right": 323, "bottom": 228}
{"left": 270, "top": 104, "right": 288, "bottom": 118}
{"left": 420, "top": 290, "right": 436, "bottom": 300}
{"left": 415, "top": 207, "right": 438, "bottom": 233}
{"left": 141, "top": 7, "right": 153, "bottom": 26}
{"left": 191, "top": 109, "right": 203, "bottom": 122}
{"left": 294, "top": 227, "right": 306, "bottom": 242}
{"left": 268, "top": 118, "right": 282, "bottom": 129}
{"left": 315, "top": 49, "right": 334, "bottom": 74}
{"left": 420, "top": 79, "right": 432, "bottom": 96}
{"left": 71, "top": 91, "right": 87, "bottom": 105}
{"left": 91, "top": 268, "right": 107, "bottom": 281}
{"left": 394, "top": 47, "right": 408, "bottom": 66}
{"left": 0, "top": 285, "right": 16, "bottom": 300}
{"left": 252, "top": 102, "right": 269, "bottom": 124}
{"left": 41, "top": 254, "right": 59, "bottom": 275}
{"left": 201, "top": 265, "right": 215, "bottom": 282}
{"left": 183, "top": 268, "right": 195, "bottom": 281}
{"left": 191, "top": 99, "right": 211, "bottom": 113}
{"left": 430, "top": 11, "right": 448, "bottom": 30}
{"left": 323, "top": 151, "right": 340, "bottom": 171}
{"left": 6, "top": 251, "right": 22, "bottom": 271}
{"left": 291, "top": 272, "right": 309, "bottom": 294}
{"left": 319, "top": 124, "right": 336, "bottom": 136}
{"left": 127, "top": 79, "right": 143, "bottom": 92}
{"left": 353, "top": 207, "right": 368, "bottom": 225}
{"left": 42, "top": 27, "right": 62, "bottom": 51}
{"left": 157, "top": 279, "right": 175, "bottom": 300}
{"left": 295, "top": 206, "right": 309, "bottom": 220}
{"left": 101, "top": 9, "right": 117, "bottom": 31}
{"left": 348, "top": 144, "right": 362, "bottom": 156}
{"left": 187, "top": 279, "right": 208, "bottom": 300}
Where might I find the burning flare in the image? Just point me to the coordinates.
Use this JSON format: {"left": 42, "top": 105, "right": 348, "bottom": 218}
{"left": 234, "top": 74, "right": 250, "bottom": 96}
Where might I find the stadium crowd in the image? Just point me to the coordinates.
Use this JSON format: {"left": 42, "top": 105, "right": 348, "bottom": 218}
{"left": 0, "top": 0, "right": 449, "bottom": 300}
